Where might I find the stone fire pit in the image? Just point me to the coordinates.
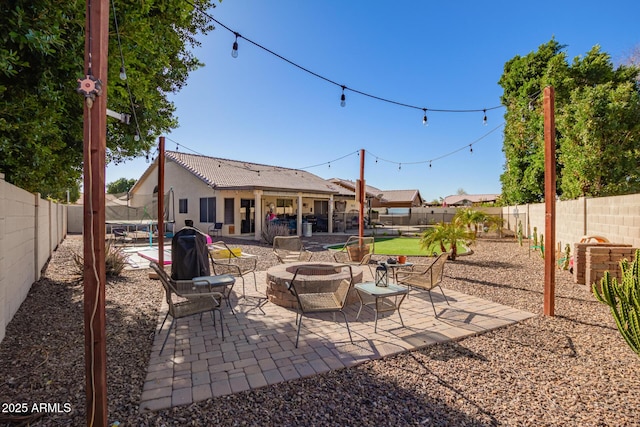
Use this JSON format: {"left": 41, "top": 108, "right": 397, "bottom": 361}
{"left": 266, "top": 262, "right": 363, "bottom": 308}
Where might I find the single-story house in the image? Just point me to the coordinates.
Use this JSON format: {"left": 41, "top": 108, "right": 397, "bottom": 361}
{"left": 129, "top": 151, "right": 358, "bottom": 240}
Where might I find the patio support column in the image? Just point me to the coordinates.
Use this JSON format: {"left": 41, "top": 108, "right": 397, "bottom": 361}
{"left": 297, "top": 193, "right": 303, "bottom": 236}
{"left": 254, "top": 190, "right": 263, "bottom": 241}
{"left": 329, "top": 195, "right": 334, "bottom": 233}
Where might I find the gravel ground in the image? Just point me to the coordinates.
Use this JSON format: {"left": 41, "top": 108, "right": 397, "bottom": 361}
{"left": 0, "top": 234, "right": 638, "bottom": 426}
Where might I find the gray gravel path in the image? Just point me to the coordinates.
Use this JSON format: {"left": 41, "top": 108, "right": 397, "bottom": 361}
{"left": 0, "top": 234, "right": 637, "bottom": 426}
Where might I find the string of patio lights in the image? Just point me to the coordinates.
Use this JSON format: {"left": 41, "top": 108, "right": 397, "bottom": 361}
{"left": 129, "top": 1, "right": 511, "bottom": 170}
{"left": 184, "top": 0, "right": 504, "bottom": 125}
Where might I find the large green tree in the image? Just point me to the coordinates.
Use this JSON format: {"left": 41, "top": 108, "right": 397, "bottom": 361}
{"left": 0, "top": 0, "right": 217, "bottom": 200}
{"left": 498, "top": 39, "right": 640, "bottom": 204}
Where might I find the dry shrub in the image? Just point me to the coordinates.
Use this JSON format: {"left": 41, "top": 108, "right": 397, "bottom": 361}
{"left": 72, "top": 239, "right": 128, "bottom": 277}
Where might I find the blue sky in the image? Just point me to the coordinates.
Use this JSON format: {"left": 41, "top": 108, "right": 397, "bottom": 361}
{"left": 106, "top": 0, "right": 639, "bottom": 202}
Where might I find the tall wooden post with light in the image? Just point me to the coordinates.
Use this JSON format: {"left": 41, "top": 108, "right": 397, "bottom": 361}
{"left": 543, "top": 86, "right": 556, "bottom": 316}
{"left": 79, "top": 0, "right": 109, "bottom": 424}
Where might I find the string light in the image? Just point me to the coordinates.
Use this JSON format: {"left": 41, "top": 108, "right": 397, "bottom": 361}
{"left": 119, "top": 66, "right": 127, "bottom": 81}
{"left": 483, "top": 109, "right": 487, "bottom": 126}
{"left": 469, "top": 145, "right": 473, "bottom": 153}
{"left": 422, "top": 108, "right": 428, "bottom": 126}
{"left": 183, "top": 0, "right": 503, "bottom": 123}
{"left": 134, "top": 133, "right": 140, "bottom": 142}
{"left": 398, "top": 163, "right": 402, "bottom": 170}
{"left": 231, "top": 32, "right": 239, "bottom": 58}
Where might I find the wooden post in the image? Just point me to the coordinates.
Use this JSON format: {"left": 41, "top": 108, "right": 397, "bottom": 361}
{"left": 158, "top": 137, "right": 165, "bottom": 266}
{"left": 358, "top": 148, "right": 365, "bottom": 244}
{"left": 543, "top": 86, "right": 556, "bottom": 316}
{"left": 82, "top": 0, "right": 109, "bottom": 424}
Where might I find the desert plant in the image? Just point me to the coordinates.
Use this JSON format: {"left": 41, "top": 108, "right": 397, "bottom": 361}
{"left": 539, "top": 234, "right": 544, "bottom": 258}
{"left": 73, "top": 239, "right": 127, "bottom": 277}
{"left": 561, "top": 244, "right": 571, "bottom": 270}
{"left": 517, "top": 221, "right": 523, "bottom": 246}
{"left": 420, "top": 220, "right": 475, "bottom": 261}
{"left": 454, "top": 208, "right": 488, "bottom": 236}
{"left": 261, "top": 221, "right": 290, "bottom": 245}
{"left": 533, "top": 227, "right": 538, "bottom": 248}
{"left": 592, "top": 249, "right": 640, "bottom": 357}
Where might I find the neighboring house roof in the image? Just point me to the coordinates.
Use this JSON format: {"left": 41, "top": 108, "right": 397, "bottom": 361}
{"left": 378, "top": 189, "right": 422, "bottom": 205}
{"left": 443, "top": 194, "right": 500, "bottom": 206}
{"left": 328, "top": 178, "right": 383, "bottom": 198}
{"left": 134, "top": 151, "right": 344, "bottom": 195}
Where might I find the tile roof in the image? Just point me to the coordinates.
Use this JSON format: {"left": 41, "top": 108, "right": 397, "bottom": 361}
{"left": 164, "top": 151, "right": 342, "bottom": 194}
{"left": 377, "top": 189, "right": 422, "bottom": 203}
{"left": 443, "top": 194, "right": 500, "bottom": 205}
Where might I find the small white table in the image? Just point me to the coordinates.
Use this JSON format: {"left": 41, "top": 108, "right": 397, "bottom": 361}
{"left": 354, "top": 281, "right": 409, "bottom": 332}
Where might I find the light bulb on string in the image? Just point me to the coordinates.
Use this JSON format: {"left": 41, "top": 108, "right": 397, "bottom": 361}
{"left": 134, "top": 133, "right": 140, "bottom": 142}
{"left": 521, "top": 114, "right": 526, "bottom": 123}
{"left": 375, "top": 157, "right": 378, "bottom": 163}
{"left": 398, "top": 163, "right": 402, "bottom": 171}
{"left": 470, "top": 145, "right": 473, "bottom": 154}
{"left": 231, "top": 33, "right": 239, "bottom": 58}
{"left": 328, "top": 162, "right": 331, "bottom": 168}
{"left": 482, "top": 109, "right": 487, "bottom": 126}
{"left": 340, "top": 86, "right": 346, "bottom": 107}
{"left": 429, "top": 161, "right": 432, "bottom": 168}
{"left": 422, "top": 108, "right": 428, "bottom": 126}
{"left": 119, "top": 66, "right": 127, "bottom": 81}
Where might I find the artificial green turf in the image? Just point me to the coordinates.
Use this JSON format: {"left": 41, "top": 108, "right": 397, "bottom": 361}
{"left": 328, "top": 237, "right": 466, "bottom": 256}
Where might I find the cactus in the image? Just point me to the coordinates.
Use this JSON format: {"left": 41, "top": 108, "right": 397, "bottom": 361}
{"left": 561, "top": 243, "right": 571, "bottom": 270}
{"left": 517, "top": 221, "right": 523, "bottom": 246}
{"left": 539, "top": 234, "right": 544, "bottom": 258}
{"left": 533, "top": 227, "right": 538, "bottom": 247}
{"left": 592, "top": 249, "right": 640, "bottom": 357}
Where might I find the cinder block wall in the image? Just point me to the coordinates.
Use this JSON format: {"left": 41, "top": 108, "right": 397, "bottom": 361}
{"left": 503, "top": 193, "right": 640, "bottom": 257}
{"left": 0, "top": 174, "right": 66, "bottom": 343}
{"left": 586, "top": 246, "right": 637, "bottom": 288}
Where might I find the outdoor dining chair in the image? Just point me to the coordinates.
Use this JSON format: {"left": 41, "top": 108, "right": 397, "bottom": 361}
{"left": 395, "top": 251, "right": 450, "bottom": 317}
{"left": 150, "top": 261, "right": 227, "bottom": 355}
{"left": 209, "top": 240, "right": 258, "bottom": 298}
{"left": 286, "top": 264, "right": 355, "bottom": 348}
{"left": 273, "top": 235, "right": 313, "bottom": 264}
{"left": 332, "top": 235, "right": 375, "bottom": 276}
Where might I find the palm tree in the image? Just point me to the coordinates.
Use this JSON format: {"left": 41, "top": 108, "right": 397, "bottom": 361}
{"left": 419, "top": 223, "right": 448, "bottom": 255}
{"left": 420, "top": 221, "right": 475, "bottom": 260}
{"left": 454, "top": 208, "right": 487, "bottom": 236}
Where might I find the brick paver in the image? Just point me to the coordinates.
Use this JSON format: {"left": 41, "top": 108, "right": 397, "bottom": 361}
{"left": 139, "top": 268, "right": 534, "bottom": 413}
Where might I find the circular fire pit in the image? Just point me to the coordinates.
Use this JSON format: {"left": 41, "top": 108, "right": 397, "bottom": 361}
{"left": 266, "top": 262, "right": 363, "bottom": 308}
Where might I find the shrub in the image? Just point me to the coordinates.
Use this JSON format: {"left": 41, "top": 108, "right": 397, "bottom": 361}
{"left": 261, "top": 222, "right": 290, "bottom": 245}
{"left": 73, "top": 239, "right": 128, "bottom": 277}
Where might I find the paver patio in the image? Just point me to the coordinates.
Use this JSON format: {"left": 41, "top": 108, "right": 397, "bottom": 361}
{"left": 139, "top": 268, "right": 534, "bottom": 413}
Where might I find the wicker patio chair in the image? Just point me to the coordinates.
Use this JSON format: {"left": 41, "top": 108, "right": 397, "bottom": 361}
{"left": 286, "top": 264, "right": 355, "bottom": 348}
{"left": 273, "top": 235, "right": 313, "bottom": 264}
{"left": 395, "top": 252, "right": 449, "bottom": 317}
{"left": 150, "top": 261, "right": 226, "bottom": 354}
{"left": 209, "top": 240, "right": 258, "bottom": 298}
{"left": 332, "top": 236, "right": 375, "bottom": 276}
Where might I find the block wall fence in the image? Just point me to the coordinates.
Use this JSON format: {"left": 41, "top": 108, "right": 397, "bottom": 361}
{"left": 501, "top": 194, "right": 640, "bottom": 251}
{"left": 0, "top": 174, "right": 67, "bottom": 343}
